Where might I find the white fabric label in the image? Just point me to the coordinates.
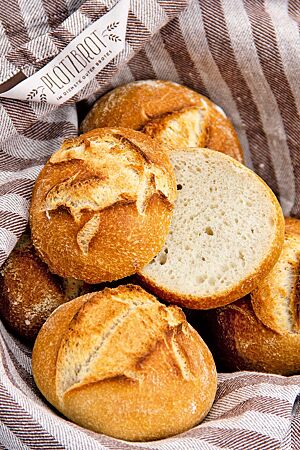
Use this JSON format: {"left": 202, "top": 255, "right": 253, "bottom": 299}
{"left": 0, "top": 0, "right": 129, "bottom": 105}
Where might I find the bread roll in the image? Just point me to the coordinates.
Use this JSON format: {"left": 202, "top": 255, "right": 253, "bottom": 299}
{"left": 32, "top": 285, "right": 217, "bottom": 441}
{"left": 203, "top": 218, "right": 300, "bottom": 375}
{"left": 0, "top": 233, "right": 89, "bottom": 341}
{"left": 81, "top": 80, "right": 244, "bottom": 162}
{"left": 138, "top": 148, "right": 284, "bottom": 309}
{"left": 285, "top": 216, "right": 300, "bottom": 235}
{"left": 30, "top": 128, "right": 176, "bottom": 283}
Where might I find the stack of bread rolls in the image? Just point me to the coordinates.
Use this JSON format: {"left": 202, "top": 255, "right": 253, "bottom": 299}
{"left": 0, "top": 79, "right": 297, "bottom": 441}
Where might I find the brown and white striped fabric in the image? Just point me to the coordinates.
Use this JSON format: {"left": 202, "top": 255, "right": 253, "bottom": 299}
{"left": 0, "top": 0, "right": 300, "bottom": 449}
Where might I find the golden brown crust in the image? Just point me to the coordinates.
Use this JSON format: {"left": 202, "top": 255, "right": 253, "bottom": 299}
{"left": 0, "top": 233, "right": 92, "bottom": 341}
{"left": 205, "top": 297, "right": 300, "bottom": 375}
{"left": 32, "top": 295, "right": 88, "bottom": 407}
{"left": 137, "top": 154, "right": 285, "bottom": 310}
{"left": 251, "top": 217, "right": 300, "bottom": 334}
{"left": 81, "top": 80, "right": 244, "bottom": 162}
{"left": 205, "top": 102, "right": 243, "bottom": 162}
{"left": 32, "top": 285, "right": 217, "bottom": 441}
{"left": 285, "top": 216, "right": 300, "bottom": 236}
{"left": 30, "top": 128, "right": 176, "bottom": 283}
{"left": 0, "top": 235, "right": 65, "bottom": 341}
{"left": 142, "top": 106, "right": 211, "bottom": 151}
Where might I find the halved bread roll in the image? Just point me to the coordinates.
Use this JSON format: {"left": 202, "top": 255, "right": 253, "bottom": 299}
{"left": 30, "top": 128, "right": 176, "bottom": 283}
{"left": 32, "top": 285, "right": 217, "bottom": 441}
{"left": 81, "top": 80, "right": 244, "bottom": 162}
{"left": 137, "top": 148, "right": 284, "bottom": 309}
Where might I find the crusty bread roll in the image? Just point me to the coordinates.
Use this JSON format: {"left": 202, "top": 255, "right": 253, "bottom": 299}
{"left": 0, "top": 232, "right": 90, "bottom": 341}
{"left": 138, "top": 148, "right": 284, "bottom": 309}
{"left": 251, "top": 217, "right": 300, "bottom": 335}
{"left": 81, "top": 80, "right": 244, "bottom": 162}
{"left": 285, "top": 216, "right": 300, "bottom": 235}
{"left": 203, "top": 218, "right": 300, "bottom": 375}
{"left": 32, "top": 285, "right": 217, "bottom": 441}
{"left": 30, "top": 128, "right": 176, "bottom": 283}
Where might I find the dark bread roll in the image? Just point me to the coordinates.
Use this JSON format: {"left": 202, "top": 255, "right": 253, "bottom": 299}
{"left": 30, "top": 128, "right": 176, "bottom": 283}
{"left": 0, "top": 232, "right": 91, "bottom": 341}
{"left": 32, "top": 285, "right": 217, "bottom": 441}
{"left": 251, "top": 217, "right": 300, "bottom": 335}
{"left": 203, "top": 218, "right": 300, "bottom": 375}
{"left": 81, "top": 80, "right": 244, "bottom": 162}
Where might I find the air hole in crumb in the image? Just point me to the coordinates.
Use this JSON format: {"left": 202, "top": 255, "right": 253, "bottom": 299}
{"left": 239, "top": 251, "right": 245, "bottom": 261}
{"left": 205, "top": 226, "right": 214, "bottom": 236}
{"left": 177, "top": 184, "right": 183, "bottom": 190}
{"left": 197, "top": 275, "right": 207, "bottom": 283}
{"left": 159, "top": 253, "right": 168, "bottom": 265}
{"left": 164, "top": 248, "right": 168, "bottom": 254}
{"left": 201, "top": 257, "right": 206, "bottom": 261}
{"left": 251, "top": 228, "right": 254, "bottom": 233}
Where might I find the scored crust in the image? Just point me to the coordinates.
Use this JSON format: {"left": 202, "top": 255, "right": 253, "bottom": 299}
{"left": 137, "top": 148, "right": 285, "bottom": 310}
{"left": 30, "top": 128, "right": 176, "bottom": 283}
{"left": 251, "top": 217, "right": 300, "bottom": 334}
{"left": 81, "top": 80, "right": 244, "bottom": 162}
{"left": 205, "top": 296, "right": 300, "bottom": 375}
{"left": 285, "top": 216, "right": 300, "bottom": 235}
{"left": 32, "top": 285, "right": 217, "bottom": 441}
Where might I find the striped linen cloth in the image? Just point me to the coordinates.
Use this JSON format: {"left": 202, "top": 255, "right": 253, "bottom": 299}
{"left": 0, "top": 0, "right": 300, "bottom": 449}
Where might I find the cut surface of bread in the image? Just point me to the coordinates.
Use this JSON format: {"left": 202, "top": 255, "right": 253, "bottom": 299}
{"left": 138, "top": 148, "right": 284, "bottom": 309}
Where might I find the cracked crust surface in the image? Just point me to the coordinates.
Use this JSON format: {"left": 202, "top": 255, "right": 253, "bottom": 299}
{"left": 204, "top": 218, "right": 300, "bottom": 375}
{"left": 30, "top": 128, "right": 176, "bottom": 283}
{"left": 251, "top": 217, "right": 300, "bottom": 334}
{"left": 81, "top": 80, "right": 244, "bottom": 162}
{"left": 205, "top": 296, "right": 300, "bottom": 375}
{"left": 32, "top": 285, "right": 217, "bottom": 441}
